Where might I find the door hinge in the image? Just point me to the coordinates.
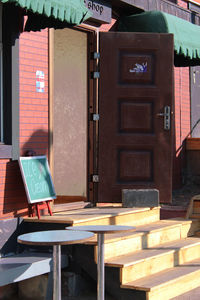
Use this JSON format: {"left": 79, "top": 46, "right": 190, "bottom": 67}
{"left": 92, "top": 114, "right": 99, "bottom": 121}
{"left": 92, "top": 72, "right": 100, "bottom": 79}
{"left": 92, "top": 175, "right": 99, "bottom": 182}
{"left": 93, "top": 52, "right": 100, "bottom": 59}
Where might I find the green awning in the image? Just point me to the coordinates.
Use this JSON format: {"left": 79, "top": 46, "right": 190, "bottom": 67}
{"left": 118, "top": 10, "right": 200, "bottom": 66}
{"left": 0, "top": 0, "right": 91, "bottom": 30}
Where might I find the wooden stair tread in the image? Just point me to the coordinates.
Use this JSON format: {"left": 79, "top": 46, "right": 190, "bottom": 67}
{"left": 122, "top": 258, "right": 200, "bottom": 292}
{"left": 24, "top": 207, "right": 154, "bottom": 224}
{"left": 106, "top": 248, "right": 174, "bottom": 267}
{"left": 84, "top": 219, "right": 192, "bottom": 244}
{"left": 171, "top": 286, "right": 200, "bottom": 299}
{"left": 106, "top": 237, "right": 200, "bottom": 267}
{"left": 53, "top": 202, "right": 91, "bottom": 213}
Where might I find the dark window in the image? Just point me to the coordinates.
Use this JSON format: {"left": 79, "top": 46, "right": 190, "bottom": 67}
{"left": 0, "top": 3, "right": 19, "bottom": 159}
{"left": 0, "top": 4, "right": 2, "bottom": 143}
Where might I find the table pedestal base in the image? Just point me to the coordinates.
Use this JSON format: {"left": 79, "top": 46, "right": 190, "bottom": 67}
{"left": 53, "top": 245, "right": 61, "bottom": 300}
{"left": 97, "top": 233, "right": 105, "bottom": 300}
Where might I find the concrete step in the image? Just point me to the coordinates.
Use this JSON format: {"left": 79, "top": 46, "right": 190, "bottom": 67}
{"left": 121, "top": 258, "right": 200, "bottom": 300}
{"left": 106, "top": 237, "right": 200, "bottom": 283}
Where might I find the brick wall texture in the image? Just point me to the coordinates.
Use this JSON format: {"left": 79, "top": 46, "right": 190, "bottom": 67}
{"left": 173, "top": 0, "right": 190, "bottom": 188}
{"left": 173, "top": 67, "right": 190, "bottom": 188}
{"left": 0, "top": 29, "right": 49, "bottom": 219}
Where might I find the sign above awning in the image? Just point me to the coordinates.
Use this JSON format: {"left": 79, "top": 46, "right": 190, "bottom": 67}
{"left": 0, "top": 0, "right": 91, "bottom": 30}
{"left": 84, "top": 0, "right": 112, "bottom": 24}
{"left": 118, "top": 10, "right": 200, "bottom": 66}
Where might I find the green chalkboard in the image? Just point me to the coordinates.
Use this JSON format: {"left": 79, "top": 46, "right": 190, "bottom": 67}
{"left": 19, "top": 156, "right": 56, "bottom": 204}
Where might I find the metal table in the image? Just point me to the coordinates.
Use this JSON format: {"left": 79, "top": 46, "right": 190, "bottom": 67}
{"left": 18, "top": 230, "right": 94, "bottom": 300}
{"left": 66, "top": 225, "right": 135, "bottom": 300}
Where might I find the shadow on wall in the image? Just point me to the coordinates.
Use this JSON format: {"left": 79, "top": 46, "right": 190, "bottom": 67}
{"left": 3, "top": 160, "right": 28, "bottom": 217}
{"left": 173, "top": 139, "right": 186, "bottom": 189}
{"left": 21, "top": 129, "right": 49, "bottom": 157}
{"left": 3, "top": 129, "right": 50, "bottom": 217}
{"left": 173, "top": 117, "right": 200, "bottom": 190}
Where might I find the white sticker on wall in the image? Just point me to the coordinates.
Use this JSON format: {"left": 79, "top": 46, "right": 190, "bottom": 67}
{"left": 36, "top": 70, "right": 45, "bottom": 93}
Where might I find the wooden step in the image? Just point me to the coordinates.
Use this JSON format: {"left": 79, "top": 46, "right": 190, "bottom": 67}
{"left": 106, "top": 237, "right": 200, "bottom": 283}
{"left": 171, "top": 286, "right": 200, "bottom": 299}
{"left": 121, "top": 258, "right": 200, "bottom": 300}
{"left": 82, "top": 219, "right": 199, "bottom": 260}
{"left": 24, "top": 206, "right": 160, "bottom": 226}
{"left": 70, "top": 207, "right": 160, "bottom": 227}
{"left": 53, "top": 201, "right": 92, "bottom": 213}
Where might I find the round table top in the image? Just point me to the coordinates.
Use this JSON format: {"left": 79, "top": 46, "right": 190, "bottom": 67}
{"left": 66, "top": 225, "right": 136, "bottom": 234}
{"left": 18, "top": 230, "right": 94, "bottom": 246}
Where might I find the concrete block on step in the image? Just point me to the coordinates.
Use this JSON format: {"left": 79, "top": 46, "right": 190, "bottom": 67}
{"left": 122, "top": 189, "right": 159, "bottom": 208}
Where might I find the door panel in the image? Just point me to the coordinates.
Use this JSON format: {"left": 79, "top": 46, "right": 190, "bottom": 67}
{"left": 98, "top": 32, "right": 174, "bottom": 203}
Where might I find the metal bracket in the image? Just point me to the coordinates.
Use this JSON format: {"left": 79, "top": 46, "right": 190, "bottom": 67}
{"left": 92, "top": 114, "right": 99, "bottom": 121}
{"left": 92, "top": 175, "right": 99, "bottom": 182}
{"left": 92, "top": 72, "right": 100, "bottom": 79}
{"left": 93, "top": 52, "right": 100, "bottom": 59}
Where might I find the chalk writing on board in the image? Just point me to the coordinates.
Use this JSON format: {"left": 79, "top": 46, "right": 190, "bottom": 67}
{"left": 19, "top": 156, "right": 56, "bottom": 204}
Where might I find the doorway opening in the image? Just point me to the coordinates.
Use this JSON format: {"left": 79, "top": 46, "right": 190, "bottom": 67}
{"left": 50, "top": 27, "right": 95, "bottom": 205}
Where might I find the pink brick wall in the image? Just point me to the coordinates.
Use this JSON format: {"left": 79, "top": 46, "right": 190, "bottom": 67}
{"left": 19, "top": 30, "right": 49, "bottom": 156}
{"left": 0, "top": 29, "right": 49, "bottom": 219}
{"left": 177, "top": 0, "right": 188, "bottom": 9}
{"left": 173, "top": 67, "right": 190, "bottom": 188}
{"left": 172, "top": 0, "right": 190, "bottom": 188}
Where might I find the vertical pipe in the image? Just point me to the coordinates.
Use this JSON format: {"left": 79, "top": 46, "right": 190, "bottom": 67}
{"left": 49, "top": 28, "right": 54, "bottom": 177}
{"left": 53, "top": 244, "right": 61, "bottom": 300}
{"left": 97, "top": 233, "right": 104, "bottom": 300}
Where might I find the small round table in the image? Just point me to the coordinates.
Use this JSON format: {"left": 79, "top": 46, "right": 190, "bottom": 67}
{"left": 18, "top": 230, "right": 94, "bottom": 300}
{"left": 66, "top": 225, "right": 135, "bottom": 300}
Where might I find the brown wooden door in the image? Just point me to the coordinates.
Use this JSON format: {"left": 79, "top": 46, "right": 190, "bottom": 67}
{"left": 98, "top": 32, "right": 174, "bottom": 204}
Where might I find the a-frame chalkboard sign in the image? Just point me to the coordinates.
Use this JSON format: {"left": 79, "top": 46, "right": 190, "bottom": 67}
{"left": 19, "top": 156, "right": 56, "bottom": 218}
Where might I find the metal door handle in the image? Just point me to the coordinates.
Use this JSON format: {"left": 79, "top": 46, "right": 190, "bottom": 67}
{"left": 157, "top": 106, "right": 171, "bottom": 130}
